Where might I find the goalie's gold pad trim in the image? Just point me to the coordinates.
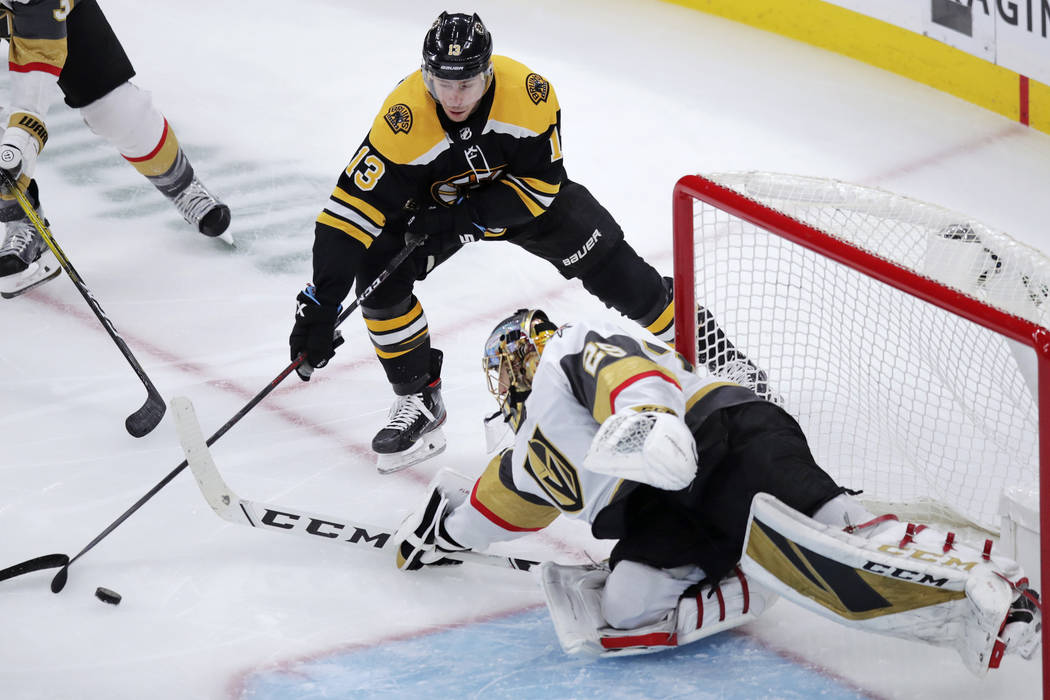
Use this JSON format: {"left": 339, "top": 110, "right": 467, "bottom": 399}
{"left": 745, "top": 516, "right": 966, "bottom": 620}
{"left": 471, "top": 452, "right": 559, "bottom": 531}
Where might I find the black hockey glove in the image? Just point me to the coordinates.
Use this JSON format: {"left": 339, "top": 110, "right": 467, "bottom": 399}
{"left": 290, "top": 285, "right": 342, "bottom": 381}
{"left": 404, "top": 203, "right": 481, "bottom": 255}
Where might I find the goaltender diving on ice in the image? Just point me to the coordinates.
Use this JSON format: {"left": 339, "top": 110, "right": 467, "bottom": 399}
{"left": 390, "top": 309, "right": 1041, "bottom": 674}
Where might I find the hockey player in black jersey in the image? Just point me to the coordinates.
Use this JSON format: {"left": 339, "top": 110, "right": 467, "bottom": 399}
{"left": 391, "top": 309, "right": 1041, "bottom": 673}
{"left": 290, "top": 11, "right": 769, "bottom": 473}
{"left": 0, "top": 0, "right": 231, "bottom": 297}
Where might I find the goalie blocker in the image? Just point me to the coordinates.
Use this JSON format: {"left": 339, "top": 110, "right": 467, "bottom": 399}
{"left": 741, "top": 493, "right": 1041, "bottom": 676}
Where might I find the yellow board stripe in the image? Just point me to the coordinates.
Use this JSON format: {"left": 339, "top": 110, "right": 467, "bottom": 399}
{"left": 663, "top": 0, "right": 1049, "bottom": 134}
{"left": 331, "top": 187, "right": 386, "bottom": 228}
{"left": 316, "top": 211, "right": 373, "bottom": 247}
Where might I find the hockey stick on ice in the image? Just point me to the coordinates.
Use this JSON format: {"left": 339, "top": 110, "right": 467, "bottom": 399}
{"left": 0, "top": 553, "right": 70, "bottom": 583}
{"left": 26, "top": 233, "right": 426, "bottom": 593}
{"left": 172, "top": 396, "right": 537, "bottom": 572}
{"left": 0, "top": 171, "right": 165, "bottom": 438}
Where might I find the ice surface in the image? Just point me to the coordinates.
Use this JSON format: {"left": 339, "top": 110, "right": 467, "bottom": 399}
{"left": 1, "top": 1, "right": 1047, "bottom": 698}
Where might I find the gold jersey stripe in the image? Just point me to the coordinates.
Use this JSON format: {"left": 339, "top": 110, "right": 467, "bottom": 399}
{"left": 685, "top": 381, "right": 737, "bottom": 412}
{"left": 332, "top": 187, "right": 385, "bottom": 228}
{"left": 364, "top": 300, "right": 423, "bottom": 333}
{"left": 9, "top": 37, "right": 66, "bottom": 73}
{"left": 472, "top": 454, "right": 560, "bottom": 531}
{"left": 515, "top": 175, "right": 560, "bottom": 196}
{"left": 500, "top": 179, "right": 546, "bottom": 217}
{"left": 316, "top": 211, "right": 374, "bottom": 247}
{"left": 593, "top": 357, "right": 681, "bottom": 423}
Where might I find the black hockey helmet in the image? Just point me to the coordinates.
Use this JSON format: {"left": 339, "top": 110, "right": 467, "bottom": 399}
{"left": 422, "top": 12, "right": 493, "bottom": 82}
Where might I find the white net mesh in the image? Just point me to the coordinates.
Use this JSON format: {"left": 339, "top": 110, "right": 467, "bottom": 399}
{"left": 685, "top": 172, "right": 1044, "bottom": 532}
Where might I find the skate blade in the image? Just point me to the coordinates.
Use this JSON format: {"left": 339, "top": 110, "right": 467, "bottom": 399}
{"left": 375, "top": 428, "right": 447, "bottom": 474}
{"left": 0, "top": 251, "right": 61, "bottom": 299}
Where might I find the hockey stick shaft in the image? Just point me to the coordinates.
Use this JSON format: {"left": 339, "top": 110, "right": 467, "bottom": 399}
{"left": 172, "top": 396, "right": 537, "bottom": 572}
{"left": 0, "top": 171, "right": 165, "bottom": 438}
{"left": 43, "top": 236, "right": 426, "bottom": 593}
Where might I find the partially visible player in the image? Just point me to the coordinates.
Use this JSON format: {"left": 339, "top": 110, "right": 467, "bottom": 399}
{"left": 288, "top": 11, "right": 770, "bottom": 475}
{"left": 392, "top": 309, "right": 1041, "bottom": 675}
{"left": 0, "top": 0, "right": 230, "bottom": 297}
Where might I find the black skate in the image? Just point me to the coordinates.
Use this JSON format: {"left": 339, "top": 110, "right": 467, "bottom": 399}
{"left": 0, "top": 212, "right": 61, "bottom": 298}
{"left": 372, "top": 359, "right": 447, "bottom": 474}
{"left": 171, "top": 176, "right": 232, "bottom": 240}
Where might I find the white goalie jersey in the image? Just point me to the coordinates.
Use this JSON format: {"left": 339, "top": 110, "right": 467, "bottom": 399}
{"left": 444, "top": 319, "right": 753, "bottom": 551}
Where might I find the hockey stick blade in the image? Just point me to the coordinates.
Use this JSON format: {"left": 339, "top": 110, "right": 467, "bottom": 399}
{"left": 172, "top": 396, "right": 537, "bottom": 572}
{"left": 125, "top": 387, "right": 167, "bottom": 438}
{"left": 0, "top": 171, "right": 167, "bottom": 438}
{"left": 0, "top": 553, "right": 70, "bottom": 583}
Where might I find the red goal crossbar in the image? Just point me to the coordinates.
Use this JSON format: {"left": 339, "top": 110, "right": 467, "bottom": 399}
{"left": 673, "top": 173, "right": 1050, "bottom": 689}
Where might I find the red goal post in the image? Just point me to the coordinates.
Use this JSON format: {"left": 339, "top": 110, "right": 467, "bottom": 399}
{"left": 672, "top": 172, "right": 1049, "bottom": 683}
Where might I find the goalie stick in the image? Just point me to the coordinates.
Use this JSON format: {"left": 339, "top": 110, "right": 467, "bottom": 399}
{"left": 172, "top": 396, "right": 537, "bottom": 572}
{"left": 0, "top": 170, "right": 165, "bottom": 438}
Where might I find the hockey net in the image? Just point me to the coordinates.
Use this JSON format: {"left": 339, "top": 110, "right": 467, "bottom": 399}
{"left": 672, "top": 172, "right": 1048, "bottom": 561}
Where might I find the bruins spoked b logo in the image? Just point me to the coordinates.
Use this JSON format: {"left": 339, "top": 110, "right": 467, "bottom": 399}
{"left": 526, "top": 73, "right": 549, "bottom": 105}
{"left": 524, "top": 427, "right": 583, "bottom": 512}
{"left": 384, "top": 104, "right": 413, "bottom": 134}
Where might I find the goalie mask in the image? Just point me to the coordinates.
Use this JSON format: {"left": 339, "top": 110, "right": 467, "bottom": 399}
{"left": 422, "top": 12, "right": 494, "bottom": 101}
{"left": 483, "top": 309, "right": 557, "bottom": 426}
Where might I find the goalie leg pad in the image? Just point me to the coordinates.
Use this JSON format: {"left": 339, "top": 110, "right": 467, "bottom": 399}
{"left": 741, "top": 493, "right": 1030, "bottom": 676}
{"left": 539, "top": 561, "right": 773, "bottom": 657}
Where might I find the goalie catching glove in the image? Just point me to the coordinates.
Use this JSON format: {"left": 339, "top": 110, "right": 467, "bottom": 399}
{"left": 394, "top": 468, "right": 474, "bottom": 571}
{"left": 584, "top": 409, "right": 698, "bottom": 491}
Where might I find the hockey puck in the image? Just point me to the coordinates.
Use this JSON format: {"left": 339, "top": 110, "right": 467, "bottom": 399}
{"left": 94, "top": 587, "right": 122, "bottom": 605}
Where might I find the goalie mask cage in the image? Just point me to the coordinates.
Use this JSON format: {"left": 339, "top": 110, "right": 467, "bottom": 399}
{"left": 672, "top": 172, "right": 1049, "bottom": 686}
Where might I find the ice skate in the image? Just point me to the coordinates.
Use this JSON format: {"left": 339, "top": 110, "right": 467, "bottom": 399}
{"left": 0, "top": 215, "right": 60, "bottom": 298}
{"left": 171, "top": 175, "right": 232, "bottom": 242}
{"left": 372, "top": 376, "right": 447, "bottom": 474}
